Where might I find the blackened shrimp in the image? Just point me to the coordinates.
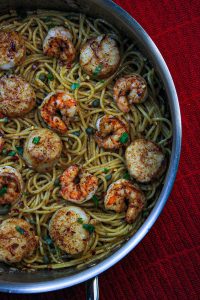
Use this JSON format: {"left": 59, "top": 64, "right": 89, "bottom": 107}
{"left": 80, "top": 35, "right": 120, "bottom": 79}
{"left": 0, "top": 166, "right": 23, "bottom": 205}
{"left": 60, "top": 165, "right": 98, "bottom": 203}
{"left": 113, "top": 74, "right": 148, "bottom": 112}
{"left": 43, "top": 26, "right": 76, "bottom": 64}
{"left": 95, "top": 115, "right": 129, "bottom": 149}
{"left": 40, "top": 91, "right": 78, "bottom": 134}
{"left": 0, "top": 30, "right": 26, "bottom": 70}
{"left": 104, "top": 179, "right": 145, "bottom": 223}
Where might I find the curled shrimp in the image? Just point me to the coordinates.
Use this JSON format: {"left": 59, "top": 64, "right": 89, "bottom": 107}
{"left": 40, "top": 91, "right": 78, "bottom": 134}
{"left": 95, "top": 115, "right": 129, "bottom": 149}
{"left": 60, "top": 165, "right": 98, "bottom": 203}
{"left": 0, "top": 166, "right": 23, "bottom": 205}
{"left": 43, "top": 26, "right": 76, "bottom": 64}
{"left": 113, "top": 74, "right": 148, "bottom": 112}
{"left": 104, "top": 179, "right": 145, "bottom": 223}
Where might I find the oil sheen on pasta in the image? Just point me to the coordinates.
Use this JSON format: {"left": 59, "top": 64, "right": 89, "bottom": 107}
{"left": 0, "top": 10, "right": 172, "bottom": 270}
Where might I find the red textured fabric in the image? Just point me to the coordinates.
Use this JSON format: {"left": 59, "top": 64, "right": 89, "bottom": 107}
{"left": 1, "top": 0, "right": 200, "bottom": 299}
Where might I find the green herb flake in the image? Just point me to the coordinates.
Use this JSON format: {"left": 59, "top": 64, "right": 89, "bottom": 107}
{"left": 92, "top": 99, "right": 100, "bottom": 108}
{"left": 73, "top": 131, "right": 80, "bottom": 137}
{"left": 86, "top": 127, "right": 95, "bottom": 135}
{"left": 83, "top": 223, "right": 95, "bottom": 234}
{"left": 93, "top": 64, "right": 103, "bottom": 77}
{"left": 103, "top": 168, "right": 109, "bottom": 173}
{"left": 0, "top": 117, "right": 9, "bottom": 123}
{"left": 119, "top": 132, "right": 129, "bottom": 144}
{"left": 8, "top": 150, "right": 16, "bottom": 157}
{"left": 15, "top": 146, "right": 23, "bottom": 156}
{"left": 32, "top": 136, "right": 41, "bottom": 144}
{"left": 71, "top": 82, "right": 80, "bottom": 90}
{"left": 92, "top": 195, "right": 99, "bottom": 207}
{"left": 123, "top": 172, "right": 131, "bottom": 180}
{"left": 54, "top": 178, "right": 60, "bottom": 187}
{"left": 100, "top": 79, "right": 105, "bottom": 83}
{"left": 15, "top": 225, "right": 25, "bottom": 235}
{"left": 0, "top": 186, "right": 7, "bottom": 196}
{"left": 2, "top": 149, "right": 7, "bottom": 155}
{"left": 47, "top": 72, "right": 54, "bottom": 81}
{"left": 105, "top": 174, "right": 112, "bottom": 181}
{"left": 39, "top": 74, "right": 46, "bottom": 82}
{"left": 77, "top": 217, "right": 83, "bottom": 224}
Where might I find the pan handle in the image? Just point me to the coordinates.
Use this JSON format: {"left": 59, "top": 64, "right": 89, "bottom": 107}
{"left": 86, "top": 276, "right": 99, "bottom": 300}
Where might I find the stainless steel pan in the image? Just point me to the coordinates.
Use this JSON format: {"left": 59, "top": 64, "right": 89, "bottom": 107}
{"left": 0, "top": 0, "right": 181, "bottom": 297}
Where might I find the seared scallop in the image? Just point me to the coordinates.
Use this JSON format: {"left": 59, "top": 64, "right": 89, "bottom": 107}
{"left": 0, "top": 166, "right": 23, "bottom": 205}
{"left": 80, "top": 35, "right": 120, "bottom": 79}
{"left": 0, "top": 30, "right": 26, "bottom": 70}
{"left": 0, "top": 75, "right": 36, "bottom": 117}
{"left": 23, "top": 128, "right": 63, "bottom": 172}
{"left": 0, "top": 218, "right": 38, "bottom": 263}
{"left": 125, "top": 139, "right": 166, "bottom": 182}
{"left": 49, "top": 206, "right": 90, "bottom": 255}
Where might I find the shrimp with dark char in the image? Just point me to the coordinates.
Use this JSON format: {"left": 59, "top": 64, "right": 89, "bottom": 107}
{"left": 104, "top": 179, "right": 145, "bottom": 223}
{"left": 113, "top": 74, "right": 148, "bottom": 112}
{"left": 95, "top": 115, "right": 129, "bottom": 149}
{"left": 0, "top": 166, "right": 23, "bottom": 205}
{"left": 40, "top": 91, "right": 78, "bottom": 134}
{"left": 60, "top": 165, "right": 98, "bottom": 203}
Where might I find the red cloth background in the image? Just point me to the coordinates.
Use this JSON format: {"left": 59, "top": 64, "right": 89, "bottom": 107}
{"left": 1, "top": 0, "right": 200, "bottom": 299}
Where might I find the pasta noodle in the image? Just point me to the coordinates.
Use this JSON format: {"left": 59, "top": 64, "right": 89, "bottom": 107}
{"left": 0, "top": 10, "right": 172, "bottom": 270}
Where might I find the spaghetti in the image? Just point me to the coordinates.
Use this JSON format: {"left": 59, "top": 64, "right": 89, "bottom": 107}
{"left": 0, "top": 10, "right": 172, "bottom": 270}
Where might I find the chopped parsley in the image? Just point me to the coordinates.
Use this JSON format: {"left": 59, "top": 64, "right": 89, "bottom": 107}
{"left": 32, "top": 136, "right": 40, "bottom": 144}
{"left": 15, "top": 146, "right": 23, "bottom": 156}
{"left": 47, "top": 72, "right": 54, "bottom": 81}
{"left": 1, "top": 149, "right": 7, "bottom": 155}
{"left": 119, "top": 132, "right": 129, "bottom": 144}
{"left": 77, "top": 217, "right": 83, "bottom": 224}
{"left": 0, "top": 117, "right": 8, "bottom": 123}
{"left": 83, "top": 223, "right": 95, "bottom": 234}
{"left": 15, "top": 226, "right": 25, "bottom": 235}
{"left": 0, "top": 186, "right": 7, "bottom": 196}
{"left": 7, "top": 150, "right": 16, "bottom": 157}
{"left": 93, "top": 64, "right": 103, "bottom": 77}
{"left": 92, "top": 195, "right": 99, "bottom": 207}
{"left": 71, "top": 82, "right": 80, "bottom": 90}
{"left": 123, "top": 172, "right": 131, "bottom": 180}
{"left": 105, "top": 174, "right": 112, "bottom": 181}
{"left": 103, "top": 168, "right": 109, "bottom": 173}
